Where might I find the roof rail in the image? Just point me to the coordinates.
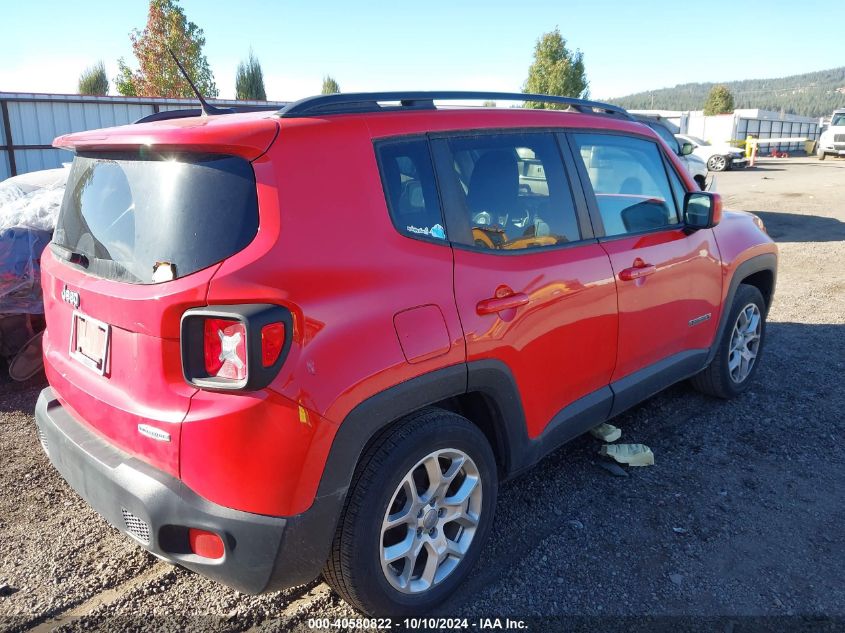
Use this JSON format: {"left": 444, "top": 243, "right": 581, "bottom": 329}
{"left": 276, "top": 91, "right": 633, "bottom": 120}
{"left": 134, "top": 104, "right": 284, "bottom": 124}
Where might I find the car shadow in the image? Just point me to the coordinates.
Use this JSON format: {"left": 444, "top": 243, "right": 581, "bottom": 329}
{"left": 750, "top": 210, "right": 845, "bottom": 243}
{"left": 0, "top": 375, "right": 45, "bottom": 413}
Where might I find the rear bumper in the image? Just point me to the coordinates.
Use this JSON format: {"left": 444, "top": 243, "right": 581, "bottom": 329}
{"left": 34, "top": 387, "right": 338, "bottom": 594}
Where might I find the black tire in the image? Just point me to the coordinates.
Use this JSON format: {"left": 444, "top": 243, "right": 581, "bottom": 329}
{"left": 322, "top": 408, "right": 497, "bottom": 616}
{"left": 817, "top": 147, "right": 826, "bottom": 161}
{"left": 691, "top": 284, "right": 767, "bottom": 399}
{"left": 694, "top": 175, "right": 706, "bottom": 190}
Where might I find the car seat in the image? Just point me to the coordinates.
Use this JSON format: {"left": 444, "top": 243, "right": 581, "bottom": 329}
{"left": 466, "top": 151, "right": 518, "bottom": 220}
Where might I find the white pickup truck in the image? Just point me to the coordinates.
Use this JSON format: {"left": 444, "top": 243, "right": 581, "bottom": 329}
{"left": 817, "top": 109, "right": 845, "bottom": 160}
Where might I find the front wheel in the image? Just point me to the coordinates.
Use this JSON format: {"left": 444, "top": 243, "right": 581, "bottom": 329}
{"left": 691, "top": 284, "right": 767, "bottom": 399}
{"left": 817, "top": 147, "right": 826, "bottom": 161}
{"left": 707, "top": 154, "right": 729, "bottom": 171}
{"left": 323, "top": 408, "right": 497, "bottom": 616}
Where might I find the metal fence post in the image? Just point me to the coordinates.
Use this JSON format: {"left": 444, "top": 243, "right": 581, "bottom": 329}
{"left": 0, "top": 99, "right": 17, "bottom": 177}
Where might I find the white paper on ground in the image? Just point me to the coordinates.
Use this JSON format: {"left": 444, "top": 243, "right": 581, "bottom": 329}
{"left": 599, "top": 443, "right": 655, "bottom": 466}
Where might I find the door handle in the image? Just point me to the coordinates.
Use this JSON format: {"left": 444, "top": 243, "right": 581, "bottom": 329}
{"left": 619, "top": 260, "right": 656, "bottom": 281}
{"left": 476, "top": 292, "right": 530, "bottom": 315}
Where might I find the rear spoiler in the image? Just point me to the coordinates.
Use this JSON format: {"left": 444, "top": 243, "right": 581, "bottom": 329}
{"left": 53, "top": 113, "right": 280, "bottom": 160}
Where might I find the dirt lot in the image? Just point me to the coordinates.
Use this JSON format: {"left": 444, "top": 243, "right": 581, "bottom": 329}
{"left": 1, "top": 157, "right": 844, "bottom": 632}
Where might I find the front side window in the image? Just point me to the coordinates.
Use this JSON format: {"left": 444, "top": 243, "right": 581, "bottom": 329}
{"left": 377, "top": 139, "right": 446, "bottom": 242}
{"left": 573, "top": 134, "right": 680, "bottom": 237}
{"left": 438, "top": 133, "right": 580, "bottom": 251}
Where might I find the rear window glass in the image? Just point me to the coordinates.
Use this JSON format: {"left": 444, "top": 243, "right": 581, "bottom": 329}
{"left": 53, "top": 152, "right": 258, "bottom": 284}
{"left": 376, "top": 139, "right": 446, "bottom": 242}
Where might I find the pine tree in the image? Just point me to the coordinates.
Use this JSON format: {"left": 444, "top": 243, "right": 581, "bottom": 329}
{"left": 523, "top": 27, "right": 588, "bottom": 108}
{"left": 321, "top": 75, "right": 340, "bottom": 95}
{"left": 78, "top": 61, "right": 109, "bottom": 95}
{"left": 235, "top": 50, "right": 267, "bottom": 101}
{"left": 703, "top": 85, "right": 735, "bottom": 115}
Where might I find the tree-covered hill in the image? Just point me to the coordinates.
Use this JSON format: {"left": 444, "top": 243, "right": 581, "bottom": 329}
{"left": 609, "top": 67, "right": 845, "bottom": 118}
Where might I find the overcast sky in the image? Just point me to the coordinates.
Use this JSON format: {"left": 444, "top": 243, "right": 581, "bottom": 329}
{"left": 1, "top": 0, "right": 842, "bottom": 100}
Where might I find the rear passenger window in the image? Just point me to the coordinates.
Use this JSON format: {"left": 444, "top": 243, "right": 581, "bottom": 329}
{"left": 572, "top": 134, "right": 680, "bottom": 237}
{"left": 438, "top": 133, "right": 580, "bottom": 251}
{"left": 377, "top": 139, "right": 446, "bottom": 242}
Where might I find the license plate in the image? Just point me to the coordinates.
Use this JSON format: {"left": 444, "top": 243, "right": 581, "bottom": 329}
{"left": 69, "top": 311, "right": 110, "bottom": 375}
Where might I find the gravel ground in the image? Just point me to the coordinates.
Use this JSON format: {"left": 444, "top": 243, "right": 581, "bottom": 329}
{"left": 1, "top": 157, "right": 843, "bottom": 632}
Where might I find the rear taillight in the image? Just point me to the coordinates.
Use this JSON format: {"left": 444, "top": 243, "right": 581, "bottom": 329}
{"left": 204, "top": 318, "right": 247, "bottom": 380}
{"left": 261, "top": 322, "right": 285, "bottom": 367}
{"left": 181, "top": 304, "right": 292, "bottom": 391}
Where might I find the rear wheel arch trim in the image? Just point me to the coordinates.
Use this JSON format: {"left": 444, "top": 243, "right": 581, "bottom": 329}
{"left": 316, "top": 360, "right": 528, "bottom": 504}
{"left": 706, "top": 253, "right": 777, "bottom": 366}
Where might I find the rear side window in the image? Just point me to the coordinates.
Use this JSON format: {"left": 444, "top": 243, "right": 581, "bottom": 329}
{"left": 54, "top": 152, "right": 258, "bottom": 284}
{"left": 572, "top": 134, "right": 680, "bottom": 237}
{"left": 437, "top": 133, "right": 581, "bottom": 251}
{"left": 377, "top": 139, "right": 446, "bottom": 242}
{"left": 646, "top": 121, "right": 681, "bottom": 154}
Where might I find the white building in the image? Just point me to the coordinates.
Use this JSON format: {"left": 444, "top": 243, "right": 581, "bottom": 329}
{"left": 630, "top": 108, "right": 821, "bottom": 153}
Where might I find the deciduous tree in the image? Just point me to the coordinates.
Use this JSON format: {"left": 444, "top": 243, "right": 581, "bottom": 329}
{"left": 116, "top": 0, "right": 218, "bottom": 98}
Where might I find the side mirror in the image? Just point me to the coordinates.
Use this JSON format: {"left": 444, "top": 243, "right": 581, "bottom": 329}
{"left": 680, "top": 142, "right": 695, "bottom": 156}
{"left": 684, "top": 191, "right": 722, "bottom": 229}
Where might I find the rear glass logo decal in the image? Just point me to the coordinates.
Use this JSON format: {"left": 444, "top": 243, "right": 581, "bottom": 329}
{"left": 406, "top": 224, "right": 446, "bottom": 240}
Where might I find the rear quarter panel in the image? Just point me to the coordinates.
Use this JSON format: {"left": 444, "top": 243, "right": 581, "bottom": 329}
{"left": 712, "top": 210, "right": 778, "bottom": 305}
{"left": 184, "top": 117, "right": 466, "bottom": 514}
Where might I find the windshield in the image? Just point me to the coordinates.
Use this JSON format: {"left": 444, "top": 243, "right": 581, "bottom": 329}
{"left": 832, "top": 113, "right": 845, "bottom": 126}
{"left": 53, "top": 152, "right": 258, "bottom": 284}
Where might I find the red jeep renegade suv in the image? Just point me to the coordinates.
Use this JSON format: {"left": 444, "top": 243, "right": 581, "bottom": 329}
{"left": 35, "top": 92, "right": 777, "bottom": 615}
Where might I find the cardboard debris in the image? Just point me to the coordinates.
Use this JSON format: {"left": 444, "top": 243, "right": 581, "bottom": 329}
{"left": 590, "top": 422, "right": 622, "bottom": 442}
{"left": 599, "top": 443, "right": 654, "bottom": 467}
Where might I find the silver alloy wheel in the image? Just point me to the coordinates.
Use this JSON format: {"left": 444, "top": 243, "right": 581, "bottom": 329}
{"left": 380, "top": 448, "right": 482, "bottom": 594}
{"left": 708, "top": 155, "right": 728, "bottom": 171}
{"left": 728, "top": 303, "right": 762, "bottom": 383}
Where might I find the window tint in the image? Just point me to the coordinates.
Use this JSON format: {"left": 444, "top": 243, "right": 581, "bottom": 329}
{"left": 440, "top": 133, "right": 580, "bottom": 251}
{"left": 377, "top": 139, "right": 446, "bottom": 242}
{"left": 573, "top": 134, "right": 680, "bottom": 237}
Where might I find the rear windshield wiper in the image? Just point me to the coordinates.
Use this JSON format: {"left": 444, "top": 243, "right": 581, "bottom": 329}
{"left": 51, "top": 243, "right": 90, "bottom": 268}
